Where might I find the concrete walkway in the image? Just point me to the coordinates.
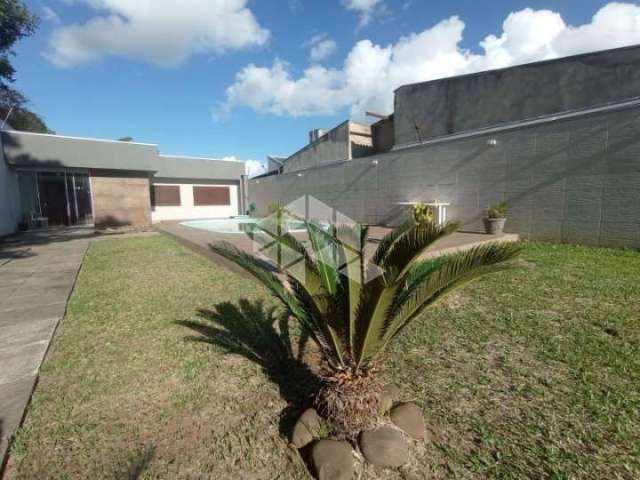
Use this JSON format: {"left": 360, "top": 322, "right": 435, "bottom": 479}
{"left": 0, "top": 228, "right": 93, "bottom": 473}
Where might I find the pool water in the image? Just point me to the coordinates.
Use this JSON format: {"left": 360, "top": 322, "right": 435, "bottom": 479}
{"left": 180, "top": 217, "right": 309, "bottom": 234}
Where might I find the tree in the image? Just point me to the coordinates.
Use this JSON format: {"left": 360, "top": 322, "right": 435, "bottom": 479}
{"left": 0, "top": 0, "right": 50, "bottom": 133}
{"left": 210, "top": 216, "right": 521, "bottom": 436}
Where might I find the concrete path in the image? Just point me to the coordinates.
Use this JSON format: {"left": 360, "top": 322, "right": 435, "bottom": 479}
{"left": 0, "top": 228, "right": 93, "bottom": 473}
{"left": 157, "top": 220, "right": 519, "bottom": 269}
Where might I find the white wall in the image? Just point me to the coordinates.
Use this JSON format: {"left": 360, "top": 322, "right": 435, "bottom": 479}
{"left": 151, "top": 181, "right": 239, "bottom": 222}
{"left": 0, "top": 141, "right": 21, "bottom": 237}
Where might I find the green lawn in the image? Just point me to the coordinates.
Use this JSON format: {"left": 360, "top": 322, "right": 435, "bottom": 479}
{"left": 6, "top": 235, "right": 640, "bottom": 479}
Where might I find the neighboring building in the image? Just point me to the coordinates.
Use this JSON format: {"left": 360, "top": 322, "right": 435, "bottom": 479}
{"left": 266, "top": 155, "right": 287, "bottom": 174}
{"left": 249, "top": 44, "right": 640, "bottom": 248}
{"left": 278, "top": 120, "right": 375, "bottom": 174}
{"left": 0, "top": 130, "right": 245, "bottom": 236}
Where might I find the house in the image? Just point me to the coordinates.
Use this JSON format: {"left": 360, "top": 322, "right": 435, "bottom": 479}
{"left": 248, "top": 44, "right": 640, "bottom": 248}
{"left": 273, "top": 120, "right": 377, "bottom": 174}
{"left": 0, "top": 129, "right": 246, "bottom": 236}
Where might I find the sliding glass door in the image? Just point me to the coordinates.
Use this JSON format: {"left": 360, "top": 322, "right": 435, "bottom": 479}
{"left": 38, "top": 172, "right": 68, "bottom": 225}
{"left": 66, "top": 173, "right": 93, "bottom": 225}
{"left": 17, "top": 170, "right": 93, "bottom": 227}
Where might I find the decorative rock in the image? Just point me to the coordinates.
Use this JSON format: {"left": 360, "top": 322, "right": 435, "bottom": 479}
{"left": 292, "top": 408, "right": 322, "bottom": 449}
{"left": 380, "top": 384, "right": 401, "bottom": 413}
{"left": 291, "top": 421, "right": 314, "bottom": 449}
{"left": 359, "top": 426, "right": 409, "bottom": 467}
{"left": 390, "top": 402, "right": 427, "bottom": 440}
{"left": 311, "top": 439, "right": 354, "bottom": 480}
{"left": 299, "top": 408, "right": 322, "bottom": 436}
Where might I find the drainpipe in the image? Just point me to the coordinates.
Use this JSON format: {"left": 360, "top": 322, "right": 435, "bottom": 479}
{"left": 240, "top": 174, "right": 248, "bottom": 215}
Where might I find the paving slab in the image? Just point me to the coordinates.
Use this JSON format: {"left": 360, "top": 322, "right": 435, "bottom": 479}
{"left": 1, "top": 291, "right": 71, "bottom": 311}
{"left": 0, "top": 228, "right": 92, "bottom": 474}
{"left": 0, "top": 317, "right": 59, "bottom": 351}
{"left": 0, "top": 304, "right": 68, "bottom": 329}
{"left": 0, "top": 378, "right": 37, "bottom": 469}
{"left": 0, "top": 342, "right": 51, "bottom": 385}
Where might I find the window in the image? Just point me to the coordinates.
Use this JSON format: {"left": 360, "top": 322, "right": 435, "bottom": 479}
{"left": 193, "top": 186, "right": 230, "bottom": 206}
{"left": 152, "top": 185, "right": 181, "bottom": 206}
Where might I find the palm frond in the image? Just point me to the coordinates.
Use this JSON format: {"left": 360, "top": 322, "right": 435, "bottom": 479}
{"left": 378, "top": 221, "right": 460, "bottom": 282}
{"left": 210, "top": 242, "right": 328, "bottom": 351}
{"left": 371, "top": 219, "right": 413, "bottom": 266}
{"left": 288, "top": 274, "right": 345, "bottom": 367}
{"left": 352, "top": 277, "right": 398, "bottom": 368}
{"left": 333, "top": 223, "right": 369, "bottom": 356}
{"left": 382, "top": 241, "right": 522, "bottom": 346}
{"left": 306, "top": 222, "right": 340, "bottom": 295}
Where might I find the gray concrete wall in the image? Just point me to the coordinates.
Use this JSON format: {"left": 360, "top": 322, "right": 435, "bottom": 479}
{"left": 283, "top": 121, "right": 351, "bottom": 173}
{"left": 249, "top": 105, "right": 640, "bottom": 248}
{"left": 394, "top": 45, "right": 640, "bottom": 146}
{"left": 0, "top": 136, "right": 21, "bottom": 236}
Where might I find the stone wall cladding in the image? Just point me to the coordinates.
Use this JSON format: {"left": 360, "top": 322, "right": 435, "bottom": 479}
{"left": 248, "top": 106, "right": 640, "bottom": 248}
{"left": 90, "top": 170, "right": 152, "bottom": 228}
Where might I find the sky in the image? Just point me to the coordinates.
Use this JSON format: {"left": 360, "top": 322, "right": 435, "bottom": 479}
{"left": 11, "top": 0, "right": 640, "bottom": 176}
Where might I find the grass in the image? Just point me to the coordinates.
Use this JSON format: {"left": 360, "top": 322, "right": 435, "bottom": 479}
{"left": 6, "top": 235, "right": 640, "bottom": 479}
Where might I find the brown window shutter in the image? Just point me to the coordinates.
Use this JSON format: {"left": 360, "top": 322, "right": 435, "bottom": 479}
{"left": 193, "top": 186, "right": 231, "bottom": 206}
{"left": 152, "top": 185, "right": 181, "bottom": 206}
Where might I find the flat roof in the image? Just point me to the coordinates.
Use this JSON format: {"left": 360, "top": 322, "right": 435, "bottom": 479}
{"left": 155, "top": 155, "right": 245, "bottom": 180}
{"left": 1, "top": 130, "right": 245, "bottom": 181}
{"left": 2, "top": 129, "right": 159, "bottom": 172}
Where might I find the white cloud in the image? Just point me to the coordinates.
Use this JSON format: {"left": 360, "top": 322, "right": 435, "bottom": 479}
{"left": 305, "top": 33, "right": 337, "bottom": 62}
{"left": 243, "top": 159, "right": 267, "bottom": 177}
{"left": 47, "top": 0, "right": 269, "bottom": 67}
{"left": 42, "top": 6, "right": 61, "bottom": 24}
{"left": 225, "top": 59, "right": 348, "bottom": 116}
{"left": 207, "top": 155, "right": 265, "bottom": 177}
{"left": 343, "top": 0, "right": 383, "bottom": 27}
{"left": 223, "top": 2, "right": 640, "bottom": 118}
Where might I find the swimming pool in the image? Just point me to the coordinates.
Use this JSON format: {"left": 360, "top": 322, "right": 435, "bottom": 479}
{"left": 180, "top": 217, "right": 309, "bottom": 234}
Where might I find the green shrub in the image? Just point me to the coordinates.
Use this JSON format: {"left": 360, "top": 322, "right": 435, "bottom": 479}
{"left": 487, "top": 201, "right": 509, "bottom": 219}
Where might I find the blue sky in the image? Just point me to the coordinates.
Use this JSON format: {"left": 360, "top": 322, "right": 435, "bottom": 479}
{"left": 12, "top": 0, "right": 640, "bottom": 174}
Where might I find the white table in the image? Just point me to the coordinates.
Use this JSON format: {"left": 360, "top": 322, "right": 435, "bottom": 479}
{"left": 397, "top": 201, "right": 451, "bottom": 226}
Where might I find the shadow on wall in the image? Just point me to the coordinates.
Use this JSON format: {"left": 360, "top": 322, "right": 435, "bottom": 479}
{"left": 94, "top": 216, "right": 132, "bottom": 229}
{"left": 1, "top": 132, "right": 66, "bottom": 168}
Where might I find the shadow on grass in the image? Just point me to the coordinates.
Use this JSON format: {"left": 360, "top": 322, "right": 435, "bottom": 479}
{"left": 110, "top": 444, "right": 155, "bottom": 480}
{"left": 175, "top": 298, "right": 320, "bottom": 439}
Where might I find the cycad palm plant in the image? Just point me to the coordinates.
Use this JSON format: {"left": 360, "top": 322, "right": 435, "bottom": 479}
{"left": 211, "top": 216, "right": 520, "bottom": 435}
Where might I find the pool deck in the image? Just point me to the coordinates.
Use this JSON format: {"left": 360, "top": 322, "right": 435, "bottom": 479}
{"left": 155, "top": 220, "right": 519, "bottom": 272}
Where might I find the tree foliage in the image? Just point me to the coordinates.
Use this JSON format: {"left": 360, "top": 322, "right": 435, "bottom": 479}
{"left": 0, "top": 0, "right": 38, "bottom": 84}
{"left": 0, "top": 0, "right": 50, "bottom": 133}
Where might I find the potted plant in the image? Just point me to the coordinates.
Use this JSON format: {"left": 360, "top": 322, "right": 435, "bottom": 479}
{"left": 483, "top": 201, "right": 508, "bottom": 234}
{"left": 411, "top": 201, "right": 435, "bottom": 225}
